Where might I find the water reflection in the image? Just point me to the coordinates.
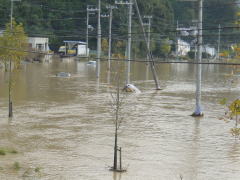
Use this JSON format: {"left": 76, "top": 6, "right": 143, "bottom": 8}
{"left": 187, "top": 118, "right": 200, "bottom": 180}
{"left": 228, "top": 141, "right": 240, "bottom": 162}
{"left": 112, "top": 172, "right": 122, "bottom": 180}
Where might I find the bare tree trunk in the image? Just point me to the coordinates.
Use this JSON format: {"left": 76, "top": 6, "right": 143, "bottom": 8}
{"left": 119, "top": 147, "right": 122, "bottom": 170}
{"left": 4, "top": 61, "right": 8, "bottom": 72}
{"left": 113, "top": 128, "right": 118, "bottom": 170}
{"left": 113, "top": 78, "right": 120, "bottom": 170}
{"left": 8, "top": 59, "right": 13, "bottom": 118}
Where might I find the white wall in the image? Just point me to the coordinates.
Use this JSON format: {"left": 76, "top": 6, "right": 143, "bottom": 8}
{"left": 28, "top": 37, "right": 49, "bottom": 52}
{"left": 77, "top": 44, "right": 89, "bottom": 56}
{"left": 177, "top": 39, "right": 190, "bottom": 56}
{"left": 203, "top": 45, "right": 216, "bottom": 57}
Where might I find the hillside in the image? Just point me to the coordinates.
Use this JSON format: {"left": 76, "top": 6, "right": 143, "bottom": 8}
{"left": 0, "top": 0, "right": 239, "bottom": 56}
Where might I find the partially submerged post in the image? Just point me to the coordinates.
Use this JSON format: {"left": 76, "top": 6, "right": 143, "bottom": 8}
{"left": 96, "top": 0, "right": 101, "bottom": 78}
{"left": 106, "top": 5, "right": 117, "bottom": 71}
{"left": 86, "top": 5, "right": 98, "bottom": 60}
{"left": 178, "top": 0, "right": 203, "bottom": 116}
{"left": 192, "top": 0, "right": 203, "bottom": 116}
{"left": 115, "top": 0, "right": 133, "bottom": 85}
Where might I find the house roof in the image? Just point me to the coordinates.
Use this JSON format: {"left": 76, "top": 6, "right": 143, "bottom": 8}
{"left": 63, "top": 40, "right": 86, "bottom": 45}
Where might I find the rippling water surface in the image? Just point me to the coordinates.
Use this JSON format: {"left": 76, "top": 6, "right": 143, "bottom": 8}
{"left": 0, "top": 59, "right": 240, "bottom": 180}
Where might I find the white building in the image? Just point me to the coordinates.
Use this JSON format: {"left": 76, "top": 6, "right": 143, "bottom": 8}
{"left": 28, "top": 37, "right": 49, "bottom": 52}
{"left": 176, "top": 39, "right": 191, "bottom": 56}
{"left": 203, "top": 45, "right": 216, "bottom": 57}
{"left": 0, "top": 30, "right": 4, "bottom": 37}
{"left": 61, "top": 41, "right": 89, "bottom": 56}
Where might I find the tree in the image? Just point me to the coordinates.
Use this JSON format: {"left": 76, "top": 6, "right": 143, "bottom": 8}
{"left": 112, "top": 40, "right": 126, "bottom": 59}
{"left": 160, "top": 38, "right": 171, "bottom": 58}
{"left": 101, "top": 38, "right": 109, "bottom": 55}
{"left": 0, "top": 19, "right": 28, "bottom": 70}
{"left": 220, "top": 98, "right": 240, "bottom": 139}
{"left": 109, "top": 71, "right": 127, "bottom": 172}
{"left": 0, "top": 19, "right": 28, "bottom": 117}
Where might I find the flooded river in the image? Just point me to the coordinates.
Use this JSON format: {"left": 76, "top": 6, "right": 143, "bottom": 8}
{"left": 0, "top": 58, "right": 240, "bottom": 180}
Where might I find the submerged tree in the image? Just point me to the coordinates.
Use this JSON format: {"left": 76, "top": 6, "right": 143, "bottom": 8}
{"left": 0, "top": 19, "right": 28, "bottom": 117}
{"left": 109, "top": 72, "right": 127, "bottom": 172}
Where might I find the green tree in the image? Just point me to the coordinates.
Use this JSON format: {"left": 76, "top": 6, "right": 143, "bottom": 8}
{"left": 0, "top": 19, "right": 28, "bottom": 70}
{"left": 101, "top": 38, "right": 109, "bottom": 55}
{"left": 160, "top": 38, "right": 171, "bottom": 58}
{"left": 0, "top": 19, "right": 28, "bottom": 117}
{"left": 220, "top": 98, "right": 240, "bottom": 139}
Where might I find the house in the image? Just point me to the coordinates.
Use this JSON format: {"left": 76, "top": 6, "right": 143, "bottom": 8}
{"left": 177, "top": 26, "right": 198, "bottom": 37}
{"left": 28, "top": 37, "right": 49, "bottom": 52}
{"left": 176, "top": 39, "right": 191, "bottom": 56}
{"left": 203, "top": 45, "right": 216, "bottom": 57}
{"left": 0, "top": 34, "right": 50, "bottom": 53}
{"left": 58, "top": 41, "right": 89, "bottom": 57}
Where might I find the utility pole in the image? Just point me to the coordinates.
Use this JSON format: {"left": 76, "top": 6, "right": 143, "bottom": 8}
{"left": 192, "top": 20, "right": 198, "bottom": 61}
{"left": 9, "top": 0, "right": 12, "bottom": 116}
{"left": 115, "top": 0, "right": 133, "bottom": 85}
{"left": 10, "top": 0, "right": 21, "bottom": 28}
{"left": 10, "top": 0, "right": 13, "bottom": 29}
{"left": 134, "top": 0, "right": 161, "bottom": 90}
{"left": 9, "top": 0, "right": 21, "bottom": 118}
{"left": 217, "top": 24, "right": 221, "bottom": 60}
{"left": 86, "top": 8, "right": 89, "bottom": 57}
{"left": 178, "top": 0, "right": 203, "bottom": 116}
{"left": 127, "top": 0, "right": 133, "bottom": 84}
{"left": 106, "top": 5, "right": 117, "bottom": 71}
{"left": 176, "top": 20, "right": 179, "bottom": 60}
{"left": 86, "top": 6, "right": 98, "bottom": 59}
{"left": 193, "top": 0, "right": 203, "bottom": 116}
{"left": 143, "top": 15, "right": 152, "bottom": 64}
{"left": 96, "top": 0, "right": 101, "bottom": 78}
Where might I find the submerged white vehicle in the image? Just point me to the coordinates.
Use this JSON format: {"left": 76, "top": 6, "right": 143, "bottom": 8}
{"left": 123, "top": 84, "right": 141, "bottom": 93}
{"left": 56, "top": 72, "right": 71, "bottom": 78}
{"left": 86, "top": 60, "right": 96, "bottom": 65}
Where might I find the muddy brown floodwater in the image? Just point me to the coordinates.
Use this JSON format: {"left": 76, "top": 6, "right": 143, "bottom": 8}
{"left": 0, "top": 58, "right": 240, "bottom": 180}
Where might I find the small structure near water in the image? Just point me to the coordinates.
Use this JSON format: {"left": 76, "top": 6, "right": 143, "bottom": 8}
{"left": 28, "top": 37, "right": 50, "bottom": 53}
{"left": 28, "top": 37, "right": 53, "bottom": 62}
{"left": 58, "top": 41, "right": 89, "bottom": 57}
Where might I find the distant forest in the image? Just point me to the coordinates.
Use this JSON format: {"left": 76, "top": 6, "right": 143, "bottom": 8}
{"left": 0, "top": 0, "right": 239, "bottom": 57}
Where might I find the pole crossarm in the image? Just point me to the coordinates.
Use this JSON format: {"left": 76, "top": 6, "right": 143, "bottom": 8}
{"left": 106, "top": 5, "right": 118, "bottom": 9}
{"left": 101, "top": 14, "right": 110, "bottom": 18}
{"left": 178, "top": 0, "right": 197, "bottom": 1}
{"left": 115, "top": 1, "right": 133, "bottom": 5}
{"left": 87, "top": 5, "right": 98, "bottom": 12}
{"left": 144, "top": 15, "right": 152, "bottom": 19}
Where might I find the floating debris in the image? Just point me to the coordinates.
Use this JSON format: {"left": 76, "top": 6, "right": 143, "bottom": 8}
{"left": 123, "top": 84, "right": 141, "bottom": 93}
